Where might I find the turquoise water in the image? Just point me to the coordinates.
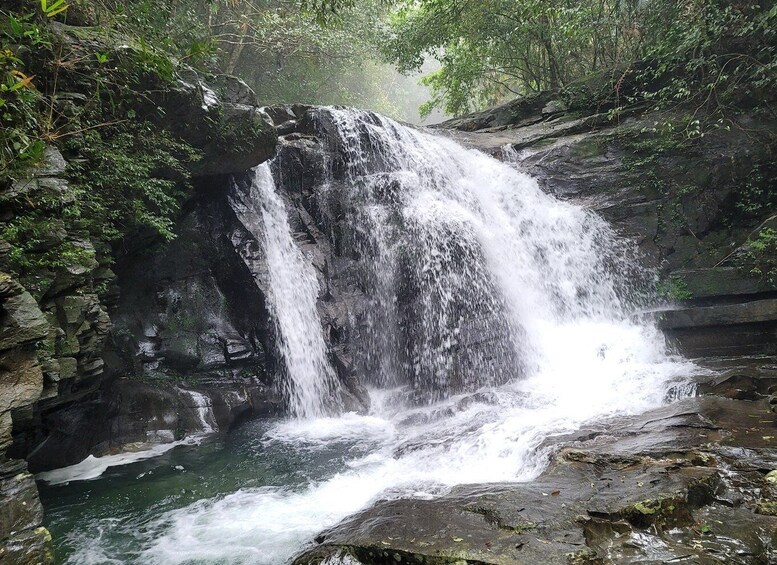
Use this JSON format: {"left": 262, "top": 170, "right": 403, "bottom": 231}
{"left": 40, "top": 417, "right": 372, "bottom": 564}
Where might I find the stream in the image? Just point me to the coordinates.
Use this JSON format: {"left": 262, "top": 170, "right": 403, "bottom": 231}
{"left": 41, "top": 108, "right": 698, "bottom": 564}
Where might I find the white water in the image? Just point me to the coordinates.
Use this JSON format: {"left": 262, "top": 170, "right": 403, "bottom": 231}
{"left": 180, "top": 389, "right": 217, "bottom": 434}
{"left": 37, "top": 437, "right": 203, "bottom": 485}
{"left": 61, "top": 108, "right": 697, "bottom": 564}
{"left": 238, "top": 165, "right": 342, "bottom": 418}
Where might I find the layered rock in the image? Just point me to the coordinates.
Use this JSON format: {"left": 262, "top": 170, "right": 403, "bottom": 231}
{"left": 439, "top": 96, "right": 777, "bottom": 358}
{"left": 0, "top": 275, "right": 52, "bottom": 562}
{"left": 0, "top": 35, "right": 277, "bottom": 557}
{"left": 294, "top": 356, "right": 777, "bottom": 564}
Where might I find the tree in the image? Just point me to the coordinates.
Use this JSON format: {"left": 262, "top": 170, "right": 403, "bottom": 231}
{"left": 381, "top": 0, "right": 777, "bottom": 118}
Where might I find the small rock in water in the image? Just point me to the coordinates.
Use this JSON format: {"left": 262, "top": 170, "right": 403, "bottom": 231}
{"left": 174, "top": 465, "right": 185, "bottom": 471}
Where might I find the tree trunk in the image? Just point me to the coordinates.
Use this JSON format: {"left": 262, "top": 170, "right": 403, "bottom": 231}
{"left": 539, "top": 14, "right": 560, "bottom": 90}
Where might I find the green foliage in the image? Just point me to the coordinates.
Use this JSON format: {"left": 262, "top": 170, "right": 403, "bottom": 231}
{"left": 382, "top": 0, "right": 777, "bottom": 119}
{"left": 3, "top": 216, "right": 93, "bottom": 270}
{"left": 742, "top": 226, "right": 777, "bottom": 283}
{"left": 2, "top": 121, "right": 199, "bottom": 293}
{"left": 657, "top": 275, "right": 693, "bottom": 301}
{"left": 748, "top": 227, "right": 777, "bottom": 254}
{"left": 733, "top": 163, "right": 777, "bottom": 221}
{"left": 40, "top": 0, "right": 69, "bottom": 18}
{"left": 0, "top": 11, "right": 49, "bottom": 171}
{"left": 64, "top": 123, "right": 201, "bottom": 242}
{"left": 383, "top": 0, "right": 646, "bottom": 116}
{"left": 624, "top": 2, "right": 777, "bottom": 130}
{"left": 83, "top": 0, "right": 424, "bottom": 120}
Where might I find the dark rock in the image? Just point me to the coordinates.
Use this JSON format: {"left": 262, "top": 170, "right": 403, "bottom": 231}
{"left": 658, "top": 298, "right": 777, "bottom": 328}
{"left": 675, "top": 267, "right": 777, "bottom": 301}
{"left": 295, "top": 359, "right": 777, "bottom": 565}
{"left": 0, "top": 274, "right": 52, "bottom": 562}
{"left": 440, "top": 93, "right": 777, "bottom": 361}
{"left": 147, "top": 69, "right": 277, "bottom": 177}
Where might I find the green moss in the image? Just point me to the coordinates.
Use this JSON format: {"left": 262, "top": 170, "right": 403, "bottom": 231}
{"left": 625, "top": 495, "right": 690, "bottom": 530}
{"left": 657, "top": 275, "right": 693, "bottom": 301}
{"left": 756, "top": 501, "right": 777, "bottom": 516}
{"left": 633, "top": 501, "right": 658, "bottom": 515}
{"left": 509, "top": 520, "right": 536, "bottom": 534}
{"left": 571, "top": 138, "right": 606, "bottom": 159}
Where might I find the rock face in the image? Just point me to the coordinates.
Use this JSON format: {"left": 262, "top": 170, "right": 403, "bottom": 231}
{"left": 3, "top": 105, "right": 379, "bottom": 481}
{"left": 294, "top": 356, "right": 777, "bottom": 565}
{"left": 438, "top": 97, "right": 777, "bottom": 358}
{"left": 49, "top": 23, "right": 277, "bottom": 178}
{"left": 0, "top": 38, "right": 277, "bottom": 556}
{"left": 0, "top": 78, "right": 775, "bottom": 562}
{"left": 4, "top": 124, "right": 277, "bottom": 475}
{"left": 104, "top": 107, "right": 374, "bottom": 416}
{"left": 153, "top": 69, "right": 277, "bottom": 177}
{"left": 0, "top": 275, "right": 52, "bottom": 563}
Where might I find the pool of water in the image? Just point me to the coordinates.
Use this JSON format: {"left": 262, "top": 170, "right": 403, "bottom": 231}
{"left": 41, "top": 415, "right": 380, "bottom": 564}
{"left": 41, "top": 330, "right": 695, "bottom": 565}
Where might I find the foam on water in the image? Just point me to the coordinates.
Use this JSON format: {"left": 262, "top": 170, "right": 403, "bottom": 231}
{"left": 37, "top": 437, "right": 203, "bottom": 485}
{"left": 57, "top": 108, "right": 698, "bottom": 564}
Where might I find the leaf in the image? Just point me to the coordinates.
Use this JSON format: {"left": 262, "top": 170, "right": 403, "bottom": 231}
{"left": 46, "top": 3, "right": 69, "bottom": 17}
{"left": 8, "top": 15, "right": 24, "bottom": 37}
{"left": 9, "top": 71, "right": 35, "bottom": 91}
{"left": 45, "top": 0, "right": 64, "bottom": 11}
{"left": 41, "top": 0, "right": 68, "bottom": 17}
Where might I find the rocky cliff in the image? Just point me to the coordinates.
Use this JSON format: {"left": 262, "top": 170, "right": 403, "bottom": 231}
{"left": 0, "top": 22, "right": 279, "bottom": 559}
{"left": 1, "top": 34, "right": 777, "bottom": 562}
{"left": 440, "top": 94, "right": 777, "bottom": 358}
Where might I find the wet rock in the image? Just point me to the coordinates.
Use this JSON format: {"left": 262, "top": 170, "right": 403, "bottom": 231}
{"left": 154, "top": 69, "right": 277, "bottom": 177}
{"left": 0, "top": 275, "right": 52, "bottom": 561}
{"left": 0, "top": 283, "right": 49, "bottom": 351}
{"left": 296, "top": 359, "right": 777, "bottom": 565}
{"left": 24, "top": 378, "right": 278, "bottom": 472}
{"left": 441, "top": 94, "right": 777, "bottom": 361}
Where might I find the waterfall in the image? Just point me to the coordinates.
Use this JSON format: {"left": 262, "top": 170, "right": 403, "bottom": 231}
{"left": 179, "top": 389, "right": 217, "bottom": 434}
{"left": 237, "top": 164, "right": 341, "bottom": 418}
{"left": 85, "top": 107, "right": 696, "bottom": 565}
{"left": 315, "top": 108, "right": 649, "bottom": 402}
{"left": 231, "top": 108, "right": 654, "bottom": 412}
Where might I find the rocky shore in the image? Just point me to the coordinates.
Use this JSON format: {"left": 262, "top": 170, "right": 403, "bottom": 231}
{"left": 1, "top": 34, "right": 777, "bottom": 561}
{"left": 295, "top": 356, "right": 777, "bottom": 564}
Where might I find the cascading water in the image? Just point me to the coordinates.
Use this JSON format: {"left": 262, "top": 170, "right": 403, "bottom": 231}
{"left": 230, "top": 164, "right": 342, "bottom": 418}
{"left": 179, "top": 389, "right": 217, "bottom": 434}
{"left": 319, "top": 109, "right": 650, "bottom": 401}
{"left": 47, "top": 108, "right": 697, "bottom": 565}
